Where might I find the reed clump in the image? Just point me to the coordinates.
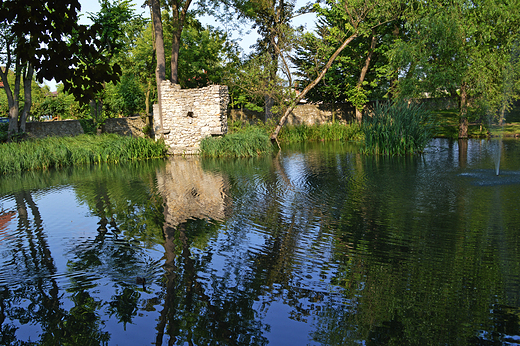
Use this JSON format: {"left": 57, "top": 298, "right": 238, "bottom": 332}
{"left": 278, "top": 122, "right": 364, "bottom": 143}
{"left": 362, "top": 101, "right": 434, "bottom": 155}
{"left": 200, "top": 127, "right": 273, "bottom": 157}
{"left": 0, "top": 134, "right": 167, "bottom": 174}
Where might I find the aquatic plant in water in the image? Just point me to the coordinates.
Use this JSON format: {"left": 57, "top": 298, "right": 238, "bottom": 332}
{"left": 362, "top": 101, "right": 434, "bottom": 155}
{"left": 0, "top": 134, "right": 167, "bottom": 174}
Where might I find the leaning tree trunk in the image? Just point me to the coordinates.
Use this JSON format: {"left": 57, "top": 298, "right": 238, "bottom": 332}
{"left": 270, "top": 33, "right": 358, "bottom": 141}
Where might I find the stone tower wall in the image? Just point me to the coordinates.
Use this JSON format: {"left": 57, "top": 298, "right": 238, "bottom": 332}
{"left": 153, "top": 82, "right": 229, "bottom": 155}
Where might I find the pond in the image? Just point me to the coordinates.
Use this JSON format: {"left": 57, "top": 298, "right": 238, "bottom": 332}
{"left": 1, "top": 138, "right": 520, "bottom": 345}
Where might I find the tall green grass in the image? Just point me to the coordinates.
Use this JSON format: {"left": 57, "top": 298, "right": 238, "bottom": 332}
{"left": 278, "top": 122, "right": 364, "bottom": 143}
{"left": 362, "top": 101, "right": 434, "bottom": 155}
{"left": 0, "top": 134, "right": 167, "bottom": 174}
{"left": 200, "top": 127, "right": 273, "bottom": 157}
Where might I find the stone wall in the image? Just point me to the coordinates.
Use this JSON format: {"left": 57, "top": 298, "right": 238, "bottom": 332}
{"left": 229, "top": 103, "right": 356, "bottom": 125}
{"left": 25, "top": 120, "right": 85, "bottom": 138}
{"left": 154, "top": 82, "right": 229, "bottom": 155}
{"left": 24, "top": 117, "right": 150, "bottom": 139}
{"left": 102, "top": 116, "right": 149, "bottom": 138}
{"left": 229, "top": 97, "right": 459, "bottom": 125}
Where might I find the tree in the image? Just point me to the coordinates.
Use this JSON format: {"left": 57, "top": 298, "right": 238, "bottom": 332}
{"left": 292, "top": 6, "right": 399, "bottom": 123}
{"left": 0, "top": 0, "right": 120, "bottom": 140}
{"left": 270, "top": 0, "right": 401, "bottom": 141}
{"left": 232, "top": 0, "right": 306, "bottom": 121}
{"left": 86, "top": 0, "right": 137, "bottom": 121}
{"left": 387, "top": 0, "right": 520, "bottom": 138}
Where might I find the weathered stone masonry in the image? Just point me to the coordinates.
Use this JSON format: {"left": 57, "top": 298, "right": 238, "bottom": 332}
{"left": 153, "top": 81, "right": 229, "bottom": 155}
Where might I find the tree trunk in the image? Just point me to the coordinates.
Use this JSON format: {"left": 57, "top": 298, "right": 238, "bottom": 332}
{"left": 151, "top": 0, "right": 166, "bottom": 136}
{"left": 270, "top": 33, "right": 358, "bottom": 141}
{"left": 355, "top": 108, "right": 363, "bottom": 123}
{"left": 171, "top": 32, "right": 180, "bottom": 84}
{"left": 151, "top": 0, "right": 166, "bottom": 82}
{"left": 170, "top": 0, "right": 191, "bottom": 85}
{"left": 1, "top": 62, "right": 22, "bottom": 140}
{"left": 20, "top": 62, "right": 34, "bottom": 133}
{"left": 265, "top": 94, "right": 275, "bottom": 122}
{"left": 458, "top": 82, "right": 468, "bottom": 138}
{"left": 145, "top": 80, "right": 151, "bottom": 115}
{"left": 355, "top": 30, "right": 377, "bottom": 124}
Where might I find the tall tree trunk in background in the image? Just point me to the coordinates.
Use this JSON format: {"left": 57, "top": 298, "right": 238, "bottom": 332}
{"left": 171, "top": 31, "right": 180, "bottom": 84}
{"left": 170, "top": 31, "right": 181, "bottom": 84}
{"left": 20, "top": 62, "right": 34, "bottom": 132}
{"left": 264, "top": 46, "right": 278, "bottom": 121}
{"left": 151, "top": 0, "right": 166, "bottom": 135}
{"left": 145, "top": 80, "right": 151, "bottom": 116}
{"left": 458, "top": 81, "right": 468, "bottom": 138}
{"left": 170, "top": 0, "right": 192, "bottom": 84}
{"left": 355, "top": 29, "right": 377, "bottom": 123}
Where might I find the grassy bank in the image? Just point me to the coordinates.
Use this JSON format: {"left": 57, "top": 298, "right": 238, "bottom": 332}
{"left": 200, "top": 127, "right": 273, "bottom": 157}
{"left": 0, "top": 134, "right": 167, "bottom": 174}
{"left": 200, "top": 120, "right": 364, "bottom": 158}
{"left": 430, "top": 109, "right": 520, "bottom": 138}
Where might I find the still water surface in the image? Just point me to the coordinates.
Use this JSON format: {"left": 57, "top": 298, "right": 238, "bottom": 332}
{"left": 1, "top": 138, "right": 520, "bottom": 345}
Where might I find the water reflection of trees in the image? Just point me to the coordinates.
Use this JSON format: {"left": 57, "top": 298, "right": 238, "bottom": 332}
{"left": 299, "top": 143, "right": 520, "bottom": 345}
{"left": 1, "top": 190, "right": 109, "bottom": 345}
{"left": 2, "top": 141, "right": 520, "bottom": 345}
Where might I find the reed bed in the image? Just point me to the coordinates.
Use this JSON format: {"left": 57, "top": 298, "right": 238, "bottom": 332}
{"left": 200, "top": 127, "right": 273, "bottom": 157}
{"left": 0, "top": 134, "right": 167, "bottom": 174}
{"left": 362, "top": 101, "right": 434, "bottom": 155}
{"left": 278, "top": 122, "right": 364, "bottom": 143}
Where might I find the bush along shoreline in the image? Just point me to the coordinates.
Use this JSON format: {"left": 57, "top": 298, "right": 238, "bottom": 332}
{"left": 0, "top": 134, "right": 167, "bottom": 175}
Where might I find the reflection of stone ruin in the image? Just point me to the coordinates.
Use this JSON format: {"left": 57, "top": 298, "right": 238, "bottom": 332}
{"left": 153, "top": 82, "right": 229, "bottom": 155}
{"left": 156, "top": 156, "right": 230, "bottom": 227}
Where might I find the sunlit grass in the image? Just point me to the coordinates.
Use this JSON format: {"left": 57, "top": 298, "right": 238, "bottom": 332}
{"left": 199, "top": 127, "right": 274, "bottom": 157}
{"left": 0, "top": 134, "right": 167, "bottom": 174}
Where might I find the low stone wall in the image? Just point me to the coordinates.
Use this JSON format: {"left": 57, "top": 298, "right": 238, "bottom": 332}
{"left": 102, "top": 116, "right": 149, "bottom": 138}
{"left": 25, "top": 120, "right": 84, "bottom": 138}
{"left": 229, "top": 97, "right": 458, "bottom": 125}
{"left": 229, "top": 103, "right": 357, "bottom": 125}
{"left": 24, "top": 116, "right": 150, "bottom": 139}
{"left": 229, "top": 103, "right": 356, "bottom": 125}
{"left": 153, "top": 82, "right": 229, "bottom": 155}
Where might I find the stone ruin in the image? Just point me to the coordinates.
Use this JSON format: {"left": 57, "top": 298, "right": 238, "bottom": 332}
{"left": 153, "top": 81, "right": 229, "bottom": 155}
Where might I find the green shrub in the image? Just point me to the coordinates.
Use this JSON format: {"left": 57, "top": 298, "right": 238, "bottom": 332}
{"left": 0, "top": 121, "right": 7, "bottom": 143}
{"left": 78, "top": 119, "right": 97, "bottom": 135}
{"left": 362, "top": 101, "right": 434, "bottom": 155}
{"left": 200, "top": 127, "right": 274, "bottom": 157}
